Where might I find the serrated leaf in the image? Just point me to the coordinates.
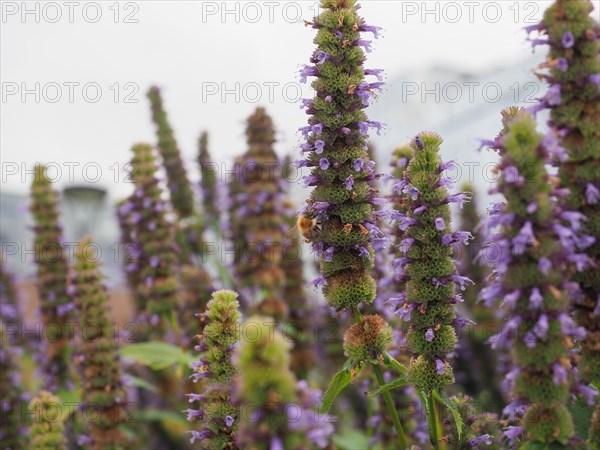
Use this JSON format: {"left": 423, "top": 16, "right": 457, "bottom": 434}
{"left": 418, "top": 389, "right": 437, "bottom": 446}
{"left": 383, "top": 352, "right": 408, "bottom": 373}
{"left": 437, "top": 389, "right": 464, "bottom": 441}
{"left": 320, "top": 366, "right": 354, "bottom": 414}
{"left": 367, "top": 376, "right": 409, "bottom": 397}
{"left": 120, "top": 341, "right": 194, "bottom": 371}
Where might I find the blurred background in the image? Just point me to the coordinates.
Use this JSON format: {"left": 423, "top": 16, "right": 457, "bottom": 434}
{"left": 2, "top": 0, "right": 557, "bottom": 315}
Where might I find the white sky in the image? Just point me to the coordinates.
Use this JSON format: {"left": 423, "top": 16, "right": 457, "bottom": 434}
{"left": 1, "top": 0, "right": 578, "bottom": 198}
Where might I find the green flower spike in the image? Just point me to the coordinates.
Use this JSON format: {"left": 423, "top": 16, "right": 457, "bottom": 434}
{"left": 29, "top": 391, "right": 67, "bottom": 450}
{"left": 71, "top": 237, "right": 129, "bottom": 450}
{"left": 30, "top": 163, "right": 74, "bottom": 391}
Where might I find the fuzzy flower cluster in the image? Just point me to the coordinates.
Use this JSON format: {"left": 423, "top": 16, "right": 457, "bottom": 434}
{"left": 187, "top": 290, "right": 240, "bottom": 448}
{"left": 235, "top": 316, "right": 333, "bottom": 449}
{"left": 227, "top": 108, "right": 290, "bottom": 320}
{"left": 389, "top": 132, "right": 472, "bottom": 393}
{"left": 527, "top": 0, "right": 600, "bottom": 407}
{"left": 480, "top": 110, "right": 597, "bottom": 445}
{"left": 298, "top": 0, "right": 385, "bottom": 313}
{"left": 197, "top": 131, "right": 221, "bottom": 223}
{"left": 29, "top": 390, "right": 67, "bottom": 450}
{"left": 125, "top": 143, "right": 179, "bottom": 332}
{"left": 71, "top": 237, "right": 129, "bottom": 450}
{"left": 30, "top": 163, "right": 74, "bottom": 391}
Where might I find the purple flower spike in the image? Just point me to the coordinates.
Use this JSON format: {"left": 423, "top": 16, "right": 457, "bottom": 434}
{"left": 562, "top": 31, "right": 575, "bottom": 48}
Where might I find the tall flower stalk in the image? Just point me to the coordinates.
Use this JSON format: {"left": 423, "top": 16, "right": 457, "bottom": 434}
{"left": 30, "top": 163, "right": 74, "bottom": 391}
{"left": 454, "top": 183, "right": 503, "bottom": 409}
{"left": 186, "top": 290, "right": 240, "bottom": 448}
{"left": 147, "top": 86, "right": 195, "bottom": 218}
{"left": 481, "top": 110, "right": 592, "bottom": 446}
{"left": 71, "top": 237, "right": 129, "bottom": 450}
{"left": 527, "top": 1, "right": 599, "bottom": 438}
{"left": 391, "top": 132, "right": 472, "bottom": 448}
{"left": 298, "top": 1, "right": 408, "bottom": 446}
{"left": 197, "top": 131, "right": 221, "bottom": 224}
{"left": 29, "top": 390, "right": 67, "bottom": 450}
{"left": 228, "top": 108, "right": 288, "bottom": 320}
{"left": 128, "top": 143, "right": 179, "bottom": 337}
{"left": 0, "top": 322, "right": 27, "bottom": 449}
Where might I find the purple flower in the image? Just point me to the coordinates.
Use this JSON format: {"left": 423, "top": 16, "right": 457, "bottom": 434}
{"left": 183, "top": 408, "right": 203, "bottom": 421}
{"left": 421, "top": 328, "right": 435, "bottom": 345}
{"left": 224, "top": 415, "right": 235, "bottom": 427}
{"left": 538, "top": 257, "right": 552, "bottom": 275}
{"left": 396, "top": 215, "right": 419, "bottom": 231}
{"left": 295, "top": 159, "right": 310, "bottom": 168}
{"left": 365, "top": 68, "right": 384, "bottom": 81}
{"left": 353, "top": 158, "right": 365, "bottom": 172}
{"left": 503, "top": 426, "right": 524, "bottom": 442}
{"left": 589, "top": 74, "right": 600, "bottom": 90}
{"left": 188, "top": 430, "right": 212, "bottom": 444}
{"left": 529, "top": 38, "right": 549, "bottom": 49}
{"left": 186, "top": 393, "right": 206, "bottom": 403}
{"left": 558, "top": 313, "right": 586, "bottom": 339}
{"left": 344, "top": 176, "right": 354, "bottom": 191}
{"left": 356, "top": 39, "right": 373, "bottom": 52}
{"left": 533, "top": 314, "right": 549, "bottom": 339}
{"left": 435, "top": 358, "right": 445, "bottom": 375}
{"left": 504, "top": 166, "right": 523, "bottom": 185}
{"left": 545, "top": 84, "right": 562, "bottom": 106}
{"left": 562, "top": 31, "right": 575, "bottom": 48}
{"left": 445, "top": 192, "right": 472, "bottom": 208}
{"left": 552, "top": 363, "right": 568, "bottom": 385}
{"left": 319, "top": 158, "right": 330, "bottom": 171}
{"left": 312, "top": 276, "right": 326, "bottom": 289}
{"left": 314, "top": 140, "right": 326, "bottom": 154}
{"left": 435, "top": 217, "right": 446, "bottom": 231}
{"left": 150, "top": 255, "right": 160, "bottom": 268}
{"left": 586, "top": 183, "right": 599, "bottom": 205}
{"left": 360, "top": 24, "right": 382, "bottom": 38}
{"left": 575, "top": 383, "right": 599, "bottom": 406}
{"left": 358, "top": 246, "right": 371, "bottom": 260}
{"left": 357, "top": 121, "right": 369, "bottom": 136}
{"left": 528, "top": 287, "right": 543, "bottom": 309}
{"left": 395, "top": 302, "right": 413, "bottom": 321}
{"left": 399, "top": 238, "right": 415, "bottom": 253}
{"left": 526, "top": 202, "right": 538, "bottom": 214}
{"left": 300, "top": 65, "right": 318, "bottom": 83}
{"left": 414, "top": 205, "right": 427, "bottom": 215}
{"left": 449, "top": 275, "right": 473, "bottom": 291}
{"left": 557, "top": 57, "right": 569, "bottom": 72}
{"left": 324, "top": 247, "right": 334, "bottom": 262}
{"left": 468, "top": 434, "right": 492, "bottom": 447}
{"left": 513, "top": 221, "right": 535, "bottom": 254}
{"left": 315, "top": 50, "right": 330, "bottom": 65}
{"left": 312, "top": 124, "right": 324, "bottom": 135}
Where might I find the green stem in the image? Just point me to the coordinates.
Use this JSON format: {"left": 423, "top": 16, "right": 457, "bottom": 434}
{"left": 427, "top": 390, "right": 445, "bottom": 450}
{"left": 372, "top": 363, "right": 408, "bottom": 449}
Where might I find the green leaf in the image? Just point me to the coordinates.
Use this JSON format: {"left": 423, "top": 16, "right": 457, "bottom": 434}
{"left": 382, "top": 352, "right": 408, "bottom": 373}
{"left": 120, "top": 341, "right": 194, "bottom": 371}
{"left": 367, "top": 375, "right": 409, "bottom": 397}
{"left": 123, "top": 374, "right": 158, "bottom": 394}
{"left": 320, "top": 365, "right": 356, "bottom": 414}
{"left": 436, "top": 389, "right": 464, "bottom": 441}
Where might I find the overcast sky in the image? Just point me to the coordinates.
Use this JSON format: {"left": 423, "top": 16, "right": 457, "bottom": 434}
{"left": 1, "top": 0, "right": 570, "bottom": 198}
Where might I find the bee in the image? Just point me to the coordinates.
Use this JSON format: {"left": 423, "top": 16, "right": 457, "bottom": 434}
{"left": 297, "top": 211, "right": 322, "bottom": 243}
